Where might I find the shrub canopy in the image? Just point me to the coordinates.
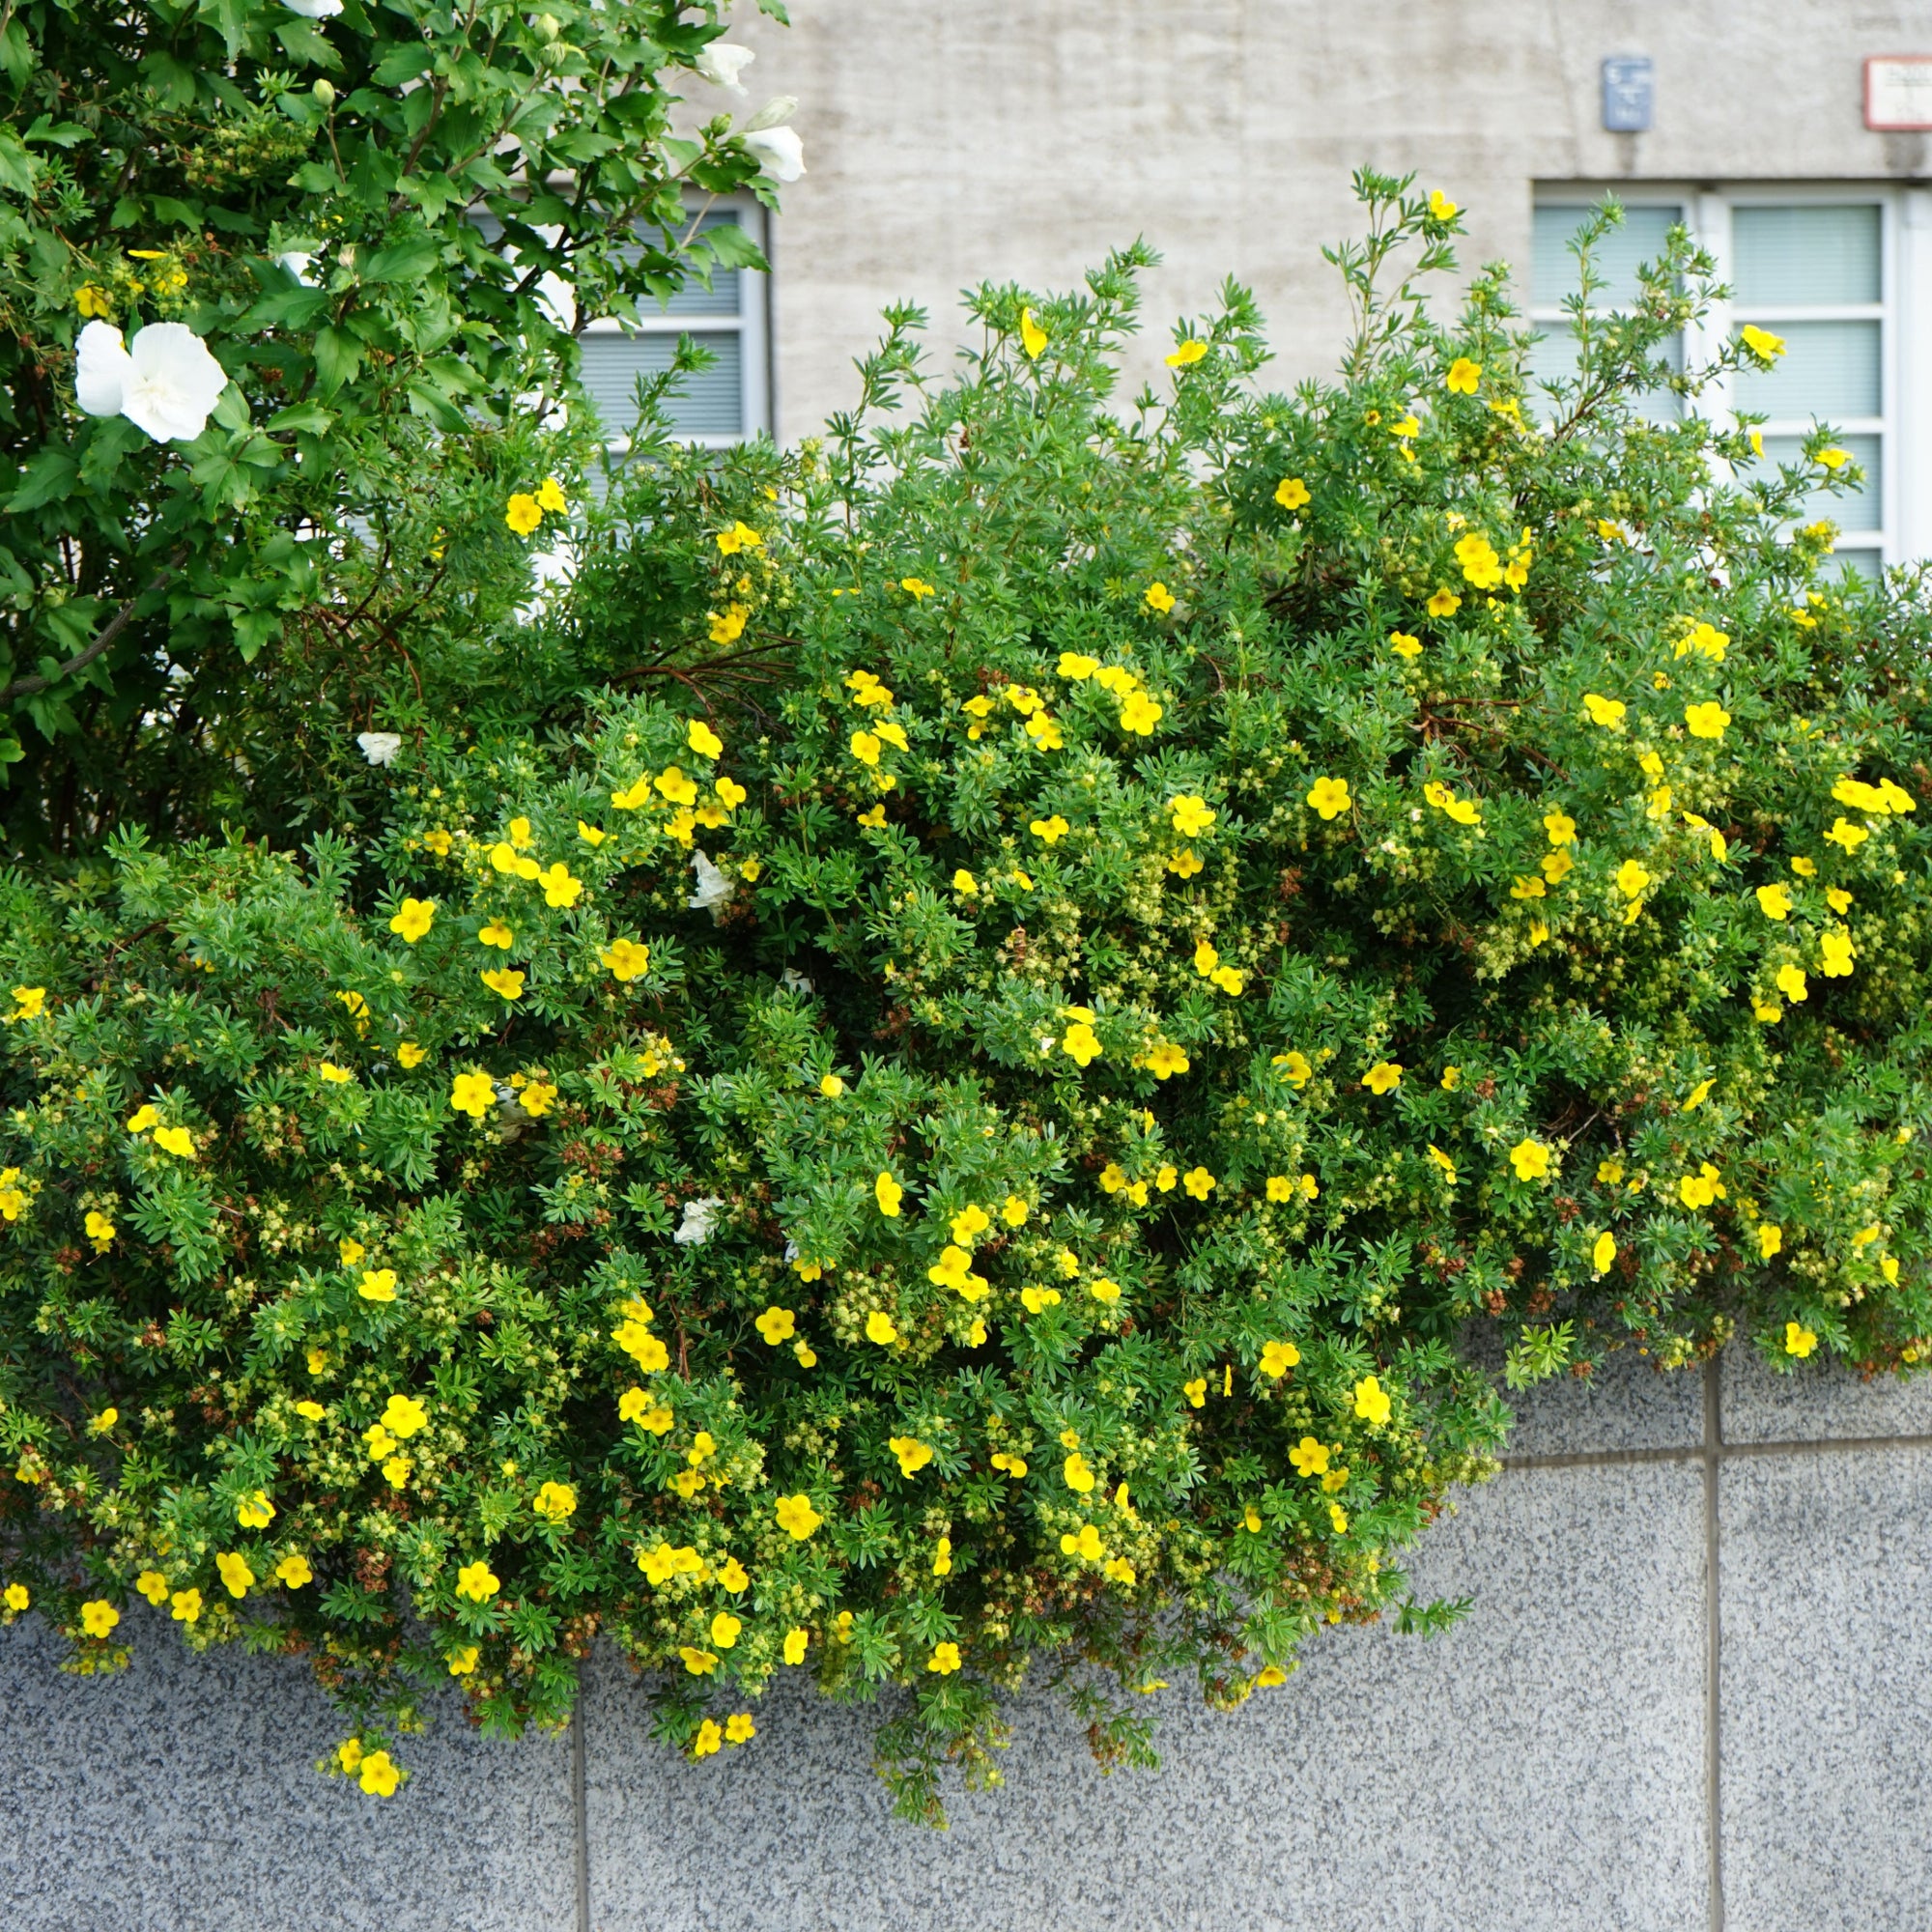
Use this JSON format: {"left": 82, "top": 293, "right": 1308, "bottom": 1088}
{"left": 3, "top": 181, "right": 1928, "bottom": 1821}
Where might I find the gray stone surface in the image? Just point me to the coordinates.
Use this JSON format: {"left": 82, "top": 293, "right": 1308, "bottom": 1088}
{"left": 584, "top": 1463, "right": 1708, "bottom": 1932}
{"left": 1719, "top": 1449, "right": 1932, "bottom": 1932}
{"left": 1499, "top": 1338, "right": 1706, "bottom": 1459}
{"left": 0, "top": 1606, "right": 577, "bottom": 1932}
{"left": 1721, "top": 1345, "right": 1932, "bottom": 1445}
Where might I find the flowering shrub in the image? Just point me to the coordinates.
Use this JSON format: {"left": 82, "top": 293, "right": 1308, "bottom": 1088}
{"left": 0, "top": 0, "right": 793, "bottom": 847}
{"left": 3, "top": 179, "right": 1930, "bottom": 1821}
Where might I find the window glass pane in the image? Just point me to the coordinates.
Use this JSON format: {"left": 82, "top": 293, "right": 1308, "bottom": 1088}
{"left": 1820, "top": 548, "right": 1882, "bottom": 583}
{"left": 579, "top": 331, "right": 743, "bottom": 439}
{"left": 1524, "top": 323, "right": 1682, "bottom": 422}
{"left": 1747, "top": 432, "right": 1881, "bottom": 530}
{"left": 1733, "top": 319, "right": 1880, "bottom": 420}
{"left": 1531, "top": 204, "right": 1683, "bottom": 307}
{"left": 1732, "top": 205, "right": 1881, "bottom": 306}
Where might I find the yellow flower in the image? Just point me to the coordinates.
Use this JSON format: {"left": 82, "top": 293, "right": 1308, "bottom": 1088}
{"left": 127, "top": 1103, "right": 158, "bottom": 1134}
{"left": 1427, "top": 1145, "right": 1457, "bottom": 1185}
{"left": 1306, "top": 775, "right": 1351, "bottom": 820}
{"left": 318, "top": 1063, "right": 355, "bottom": 1085}
{"left": 1582, "top": 693, "right": 1627, "bottom": 728}
{"left": 1819, "top": 929, "right": 1854, "bottom": 978}
{"left": 169, "top": 1588, "right": 202, "bottom": 1624}
{"left": 784, "top": 1629, "right": 810, "bottom": 1664}
{"left": 1776, "top": 962, "right": 1809, "bottom": 1003}
{"left": 505, "top": 494, "right": 543, "bottom": 534}
{"left": 449, "top": 1071, "right": 496, "bottom": 1120}
{"left": 776, "top": 1492, "right": 824, "bottom": 1541}
{"left": 237, "top": 1489, "right": 276, "bottom": 1528}
{"left": 680, "top": 1648, "right": 718, "bottom": 1677}
{"left": 273, "top": 1552, "right": 313, "bottom": 1589}
{"left": 1759, "top": 1224, "right": 1784, "bottom": 1260}
{"left": 1428, "top": 188, "right": 1459, "bottom": 218}
{"left": 1783, "top": 1321, "right": 1817, "bottom": 1358}
{"left": 1441, "top": 1065, "right": 1461, "bottom": 1091}
{"left": 1353, "top": 1376, "right": 1392, "bottom": 1425}
{"left": 1144, "top": 581, "right": 1177, "bottom": 614}
{"left": 388, "top": 897, "right": 435, "bottom": 944}
{"left": 712, "top": 521, "right": 762, "bottom": 554}
{"left": 1684, "top": 700, "right": 1730, "bottom": 740}
{"left": 1061, "top": 1522, "right": 1104, "bottom": 1561}
{"left": 1361, "top": 1061, "right": 1402, "bottom": 1095}
{"left": 1063, "top": 1452, "right": 1096, "bottom": 1493}
{"left": 1328, "top": 1502, "right": 1350, "bottom": 1534}
{"left": 1389, "top": 630, "right": 1423, "bottom": 658}
{"left": 1165, "top": 339, "right": 1208, "bottom": 367}
{"left": 709, "top": 604, "right": 747, "bottom": 643}
{"left": 153, "top": 1125, "right": 195, "bottom": 1159}
{"left": 75, "top": 283, "right": 114, "bottom": 318}
{"left": 455, "top": 1560, "right": 499, "bottom": 1603}
{"left": 1824, "top": 817, "right": 1868, "bottom": 852}
{"left": 1592, "top": 1231, "right": 1616, "bottom": 1275}
{"left": 447, "top": 1645, "right": 479, "bottom": 1676}
{"left": 1510, "top": 875, "right": 1547, "bottom": 900}
{"left": 1615, "top": 860, "right": 1650, "bottom": 899}
{"left": 532, "top": 1480, "right": 576, "bottom": 1521}
{"left": 84, "top": 1210, "right": 116, "bottom": 1253}
{"left": 213, "top": 1549, "right": 256, "bottom": 1600}
{"left": 1444, "top": 356, "right": 1482, "bottom": 394}
{"left": 1739, "top": 324, "right": 1786, "bottom": 360}
{"left": 1029, "top": 814, "right": 1070, "bottom": 844}
{"left": 927, "top": 1641, "right": 963, "bottom": 1675}
{"left": 1275, "top": 476, "right": 1311, "bottom": 510}
{"left": 865, "top": 1310, "right": 899, "bottom": 1346}
{"left": 1146, "top": 1041, "right": 1190, "bottom": 1080}
{"left": 480, "top": 967, "right": 526, "bottom": 1001}
{"left": 79, "top": 1599, "right": 121, "bottom": 1638}
{"left": 135, "top": 1572, "right": 170, "bottom": 1605}
{"left": 598, "top": 937, "right": 651, "bottom": 984}
{"left": 8, "top": 984, "right": 45, "bottom": 1021}
{"left": 1114, "top": 689, "right": 1162, "bottom": 736}
{"left": 888, "top": 1435, "right": 933, "bottom": 1479}
{"left": 898, "top": 577, "right": 936, "bottom": 601}
{"left": 1271, "top": 1048, "right": 1313, "bottom": 1087}
{"left": 1755, "top": 882, "right": 1794, "bottom": 921}
{"left": 1426, "top": 586, "right": 1462, "bottom": 618}
{"left": 1259, "top": 1338, "right": 1300, "bottom": 1378}
{"left": 537, "top": 863, "right": 582, "bottom": 908}
{"left": 535, "top": 475, "right": 568, "bottom": 514}
{"left": 1061, "top": 1020, "right": 1102, "bottom": 1066}
{"left": 1168, "top": 793, "right": 1215, "bottom": 838}
{"left": 724, "top": 1712, "right": 756, "bottom": 1746}
{"left": 1019, "top": 307, "right": 1048, "bottom": 358}
{"left": 1541, "top": 848, "right": 1575, "bottom": 884}
{"left": 874, "top": 1171, "right": 903, "bottom": 1217}
{"left": 479, "top": 921, "right": 513, "bottom": 951}
{"left": 1510, "top": 1139, "right": 1551, "bottom": 1181}
{"left": 357, "top": 1268, "right": 398, "bottom": 1303}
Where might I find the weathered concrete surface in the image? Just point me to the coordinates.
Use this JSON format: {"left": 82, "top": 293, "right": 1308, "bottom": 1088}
{"left": 717, "top": 1, "right": 1932, "bottom": 438}
{"left": 0, "top": 1607, "right": 576, "bottom": 1932}
{"left": 583, "top": 1463, "right": 1708, "bottom": 1932}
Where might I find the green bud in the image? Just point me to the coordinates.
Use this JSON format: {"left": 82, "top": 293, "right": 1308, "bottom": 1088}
{"left": 533, "top": 13, "right": 560, "bottom": 41}
{"left": 312, "top": 78, "right": 335, "bottom": 107}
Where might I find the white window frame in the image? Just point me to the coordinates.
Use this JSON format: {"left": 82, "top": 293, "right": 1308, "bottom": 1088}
{"left": 578, "top": 193, "right": 772, "bottom": 449}
{"left": 1531, "top": 185, "right": 1932, "bottom": 570}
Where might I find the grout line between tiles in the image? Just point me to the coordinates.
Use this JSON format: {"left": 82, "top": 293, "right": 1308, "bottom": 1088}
{"left": 1502, "top": 1429, "right": 1932, "bottom": 1471}
{"left": 573, "top": 1685, "right": 590, "bottom": 1932}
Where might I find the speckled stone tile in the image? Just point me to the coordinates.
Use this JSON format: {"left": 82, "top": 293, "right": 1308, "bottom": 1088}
{"left": 1719, "top": 1448, "right": 1932, "bottom": 1932}
{"left": 585, "top": 1463, "right": 1708, "bottom": 1932}
{"left": 0, "top": 1606, "right": 576, "bottom": 1932}
{"left": 1499, "top": 1337, "right": 1706, "bottom": 1459}
{"left": 1720, "top": 1344, "right": 1932, "bottom": 1445}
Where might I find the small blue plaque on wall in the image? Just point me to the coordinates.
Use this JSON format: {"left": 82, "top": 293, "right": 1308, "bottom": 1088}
{"left": 1602, "top": 56, "right": 1655, "bottom": 132}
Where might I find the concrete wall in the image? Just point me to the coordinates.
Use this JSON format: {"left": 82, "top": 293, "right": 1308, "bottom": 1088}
{"left": 11, "top": 1348, "right": 1932, "bottom": 1929}
{"left": 719, "top": 0, "right": 1932, "bottom": 440}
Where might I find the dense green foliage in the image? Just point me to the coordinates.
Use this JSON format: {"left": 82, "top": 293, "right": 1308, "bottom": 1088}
{"left": 1, "top": 0, "right": 784, "bottom": 850}
{"left": 4, "top": 176, "right": 1930, "bottom": 1824}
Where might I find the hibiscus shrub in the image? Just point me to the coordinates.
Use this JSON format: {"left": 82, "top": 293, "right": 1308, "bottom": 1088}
{"left": 3, "top": 179, "right": 1930, "bottom": 1823}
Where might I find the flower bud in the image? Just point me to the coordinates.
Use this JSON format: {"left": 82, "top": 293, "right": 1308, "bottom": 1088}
{"left": 743, "top": 94, "right": 799, "bottom": 133}
{"left": 312, "top": 77, "right": 336, "bottom": 107}
{"left": 533, "top": 13, "right": 560, "bottom": 40}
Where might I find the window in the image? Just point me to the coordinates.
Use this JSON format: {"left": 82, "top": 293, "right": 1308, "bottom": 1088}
{"left": 1532, "top": 189, "right": 1915, "bottom": 575}
{"left": 578, "top": 201, "right": 772, "bottom": 447}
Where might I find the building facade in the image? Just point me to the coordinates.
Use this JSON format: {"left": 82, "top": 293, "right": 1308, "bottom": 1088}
{"left": 616, "top": 0, "right": 1932, "bottom": 568}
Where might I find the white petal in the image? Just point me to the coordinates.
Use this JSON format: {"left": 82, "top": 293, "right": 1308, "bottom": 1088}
{"left": 280, "top": 0, "right": 344, "bottom": 15}
{"left": 535, "top": 270, "right": 576, "bottom": 331}
{"left": 689, "top": 850, "right": 733, "bottom": 913}
{"left": 74, "top": 321, "right": 129, "bottom": 418}
{"left": 696, "top": 43, "right": 754, "bottom": 93}
{"left": 356, "top": 732, "right": 404, "bottom": 766}
{"left": 743, "top": 126, "right": 805, "bottom": 183}
{"left": 277, "top": 251, "right": 317, "bottom": 285}
{"left": 119, "top": 323, "right": 230, "bottom": 443}
{"left": 673, "top": 1196, "right": 724, "bottom": 1245}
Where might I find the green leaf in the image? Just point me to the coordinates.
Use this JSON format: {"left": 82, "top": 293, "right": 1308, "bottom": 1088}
{"left": 232, "top": 611, "right": 281, "bottom": 661}
{"left": 265, "top": 402, "right": 336, "bottom": 436}
{"left": 5, "top": 450, "right": 77, "bottom": 513}
{"left": 0, "top": 128, "right": 37, "bottom": 195}
{"left": 312, "top": 325, "right": 363, "bottom": 396}
{"left": 362, "top": 237, "right": 440, "bottom": 284}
